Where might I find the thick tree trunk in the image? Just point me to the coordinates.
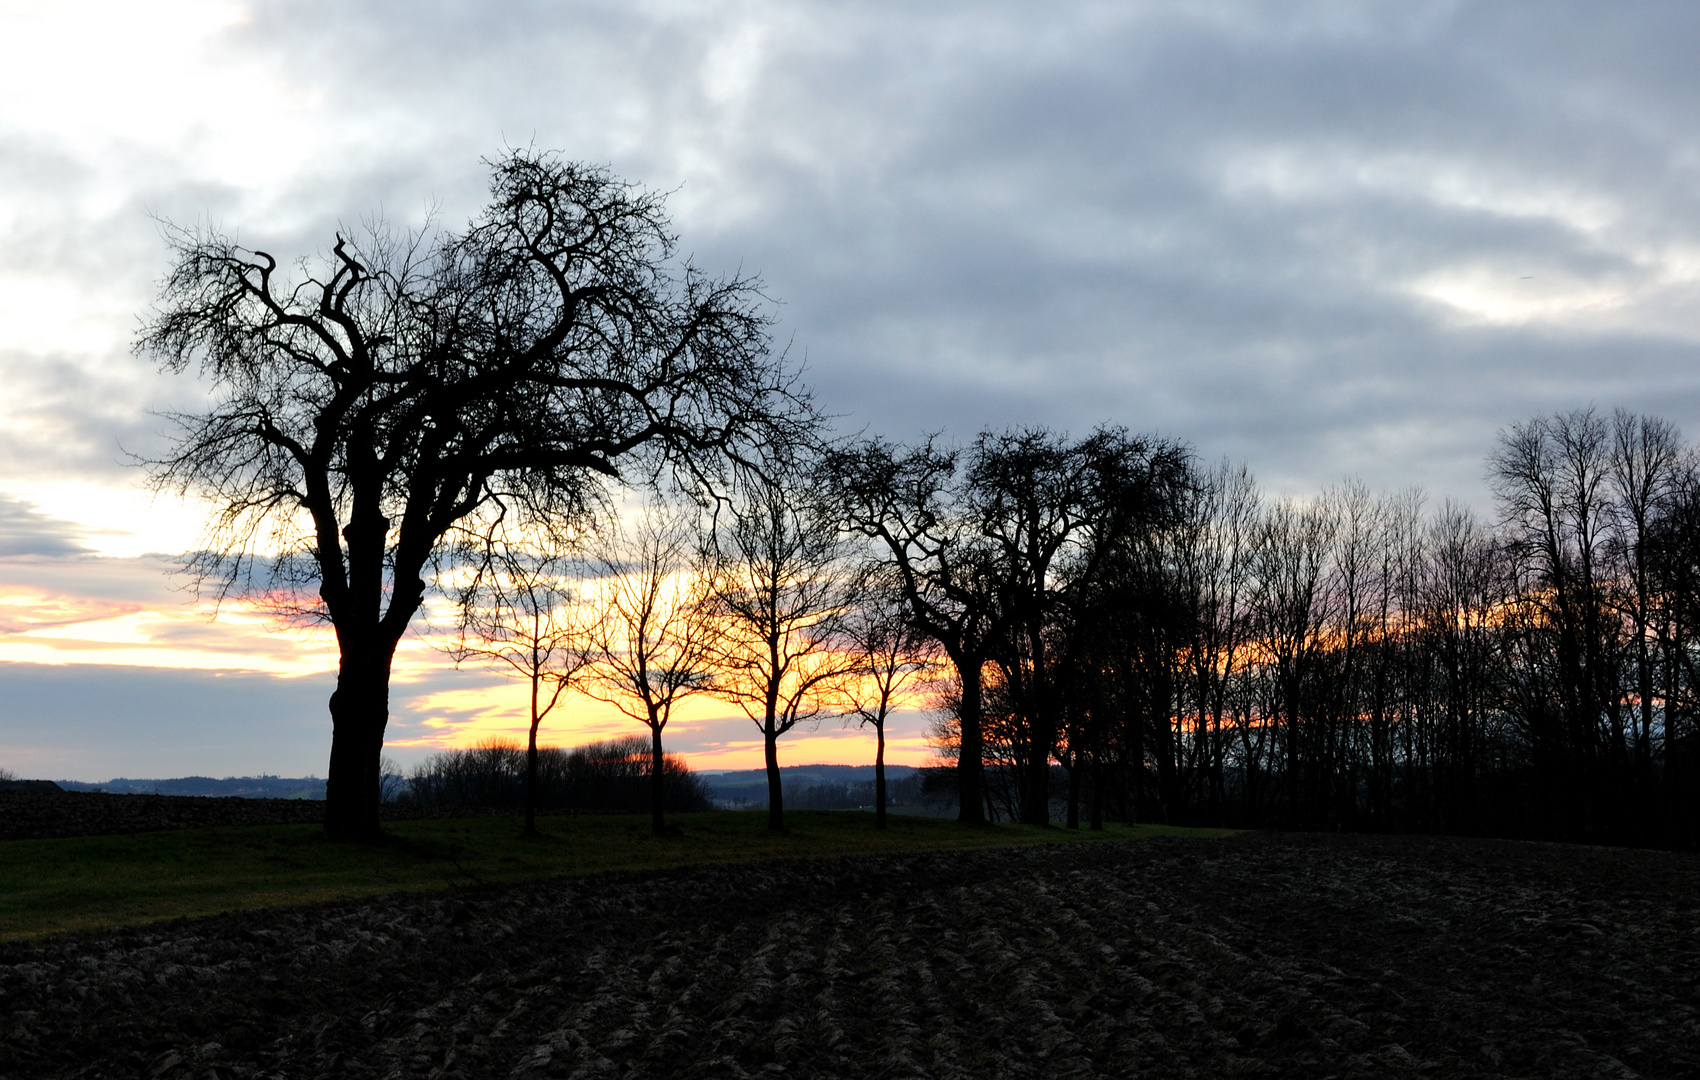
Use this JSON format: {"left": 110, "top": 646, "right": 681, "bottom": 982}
{"left": 651, "top": 724, "right": 667, "bottom": 835}
{"left": 874, "top": 722, "right": 888, "bottom": 831}
{"left": 956, "top": 659, "right": 988, "bottom": 826}
{"left": 765, "top": 728, "right": 785, "bottom": 832}
{"left": 324, "top": 505, "right": 417, "bottom": 843}
{"left": 1667, "top": 605, "right": 1685, "bottom": 844}
{"left": 524, "top": 741, "right": 540, "bottom": 836}
{"left": 1022, "top": 716, "right": 1054, "bottom": 825}
{"left": 1020, "top": 626, "right": 1054, "bottom": 826}
{"left": 324, "top": 643, "right": 394, "bottom": 842}
{"left": 1129, "top": 707, "right": 1146, "bottom": 823}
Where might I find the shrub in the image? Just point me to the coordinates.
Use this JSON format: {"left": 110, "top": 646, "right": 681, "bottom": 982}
{"left": 399, "top": 737, "right": 712, "bottom": 813}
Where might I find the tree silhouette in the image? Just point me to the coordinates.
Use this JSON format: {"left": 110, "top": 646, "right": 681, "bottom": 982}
{"left": 826, "top": 438, "right": 1004, "bottom": 826}
{"left": 708, "top": 470, "right": 858, "bottom": 832}
{"left": 443, "top": 523, "right": 588, "bottom": 836}
{"left": 836, "top": 577, "right": 935, "bottom": 829}
{"left": 579, "top": 497, "right": 719, "bottom": 835}
{"left": 139, "top": 150, "right": 807, "bottom": 840}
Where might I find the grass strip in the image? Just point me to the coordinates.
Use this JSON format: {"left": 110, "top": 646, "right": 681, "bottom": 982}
{"left": 0, "top": 810, "right": 1236, "bottom": 941}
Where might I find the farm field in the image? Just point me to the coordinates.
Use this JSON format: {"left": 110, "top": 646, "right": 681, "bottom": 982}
{"left": 0, "top": 806, "right": 1216, "bottom": 940}
{"left": 2, "top": 831, "right": 1697, "bottom": 1079}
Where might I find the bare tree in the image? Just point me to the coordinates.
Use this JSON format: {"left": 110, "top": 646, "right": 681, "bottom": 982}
{"left": 138, "top": 150, "right": 808, "bottom": 840}
{"left": 1178, "top": 460, "right": 1260, "bottom": 825}
{"left": 442, "top": 523, "right": 589, "bottom": 836}
{"left": 1490, "top": 408, "right": 1617, "bottom": 834}
{"left": 967, "top": 428, "right": 1096, "bottom": 827}
{"left": 1416, "top": 498, "right": 1509, "bottom": 832}
{"left": 825, "top": 438, "right": 1005, "bottom": 826}
{"left": 1606, "top": 410, "right": 1684, "bottom": 789}
{"left": 1078, "top": 455, "right": 1256, "bottom": 829}
{"left": 836, "top": 577, "right": 935, "bottom": 829}
{"left": 1248, "top": 495, "right": 1340, "bottom": 824}
{"left": 709, "top": 471, "right": 858, "bottom": 832}
{"left": 580, "top": 498, "right": 719, "bottom": 835}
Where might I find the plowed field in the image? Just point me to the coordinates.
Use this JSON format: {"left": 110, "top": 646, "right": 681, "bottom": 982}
{"left": 3, "top": 832, "right": 1697, "bottom": 1079}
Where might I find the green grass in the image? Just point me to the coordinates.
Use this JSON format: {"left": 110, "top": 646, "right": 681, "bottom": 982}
{"left": 0, "top": 811, "right": 1237, "bottom": 941}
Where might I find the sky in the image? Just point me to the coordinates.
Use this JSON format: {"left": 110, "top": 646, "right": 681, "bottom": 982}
{"left": 4, "top": 1, "right": 1700, "bottom": 780}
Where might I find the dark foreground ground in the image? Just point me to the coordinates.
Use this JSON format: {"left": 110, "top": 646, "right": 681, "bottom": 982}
{"left": 2, "top": 831, "right": 1697, "bottom": 1079}
{"left": 0, "top": 790, "right": 497, "bottom": 843}
{"left": 0, "top": 790, "right": 326, "bottom": 841}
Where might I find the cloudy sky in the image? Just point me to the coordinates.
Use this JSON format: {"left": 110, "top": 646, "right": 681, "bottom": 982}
{"left": 3, "top": 0, "right": 1699, "bottom": 780}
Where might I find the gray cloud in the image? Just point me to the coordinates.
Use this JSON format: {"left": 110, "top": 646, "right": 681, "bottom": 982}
{"left": 0, "top": 662, "right": 333, "bottom": 780}
{"left": 0, "top": 552, "right": 181, "bottom": 605}
{"left": 0, "top": 495, "right": 91, "bottom": 557}
{"left": 181, "top": 0, "right": 1700, "bottom": 505}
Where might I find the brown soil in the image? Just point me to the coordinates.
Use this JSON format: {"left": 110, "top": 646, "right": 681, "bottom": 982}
{"left": 0, "top": 790, "right": 515, "bottom": 842}
{"left": 2, "top": 831, "right": 1697, "bottom": 1079}
{"left": 0, "top": 791, "right": 326, "bottom": 841}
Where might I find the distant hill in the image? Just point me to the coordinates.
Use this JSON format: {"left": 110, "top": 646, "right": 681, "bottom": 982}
{"left": 0, "top": 779, "right": 62, "bottom": 793}
{"left": 699, "top": 764, "right": 927, "bottom": 810}
{"left": 56, "top": 776, "right": 327, "bottom": 800}
{"left": 45, "top": 765, "right": 938, "bottom": 808}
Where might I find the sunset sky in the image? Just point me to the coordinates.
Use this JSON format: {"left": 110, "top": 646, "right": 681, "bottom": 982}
{"left": 4, "top": 2, "right": 1700, "bottom": 780}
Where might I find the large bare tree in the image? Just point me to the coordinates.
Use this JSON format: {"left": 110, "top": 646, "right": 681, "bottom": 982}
{"left": 825, "top": 438, "right": 1004, "bottom": 826}
{"left": 139, "top": 150, "right": 808, "bottom": 840}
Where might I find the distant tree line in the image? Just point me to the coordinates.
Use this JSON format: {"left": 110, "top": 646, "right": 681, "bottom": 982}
{"left": 754, "top": 772, "right": 936, "bottom": 812}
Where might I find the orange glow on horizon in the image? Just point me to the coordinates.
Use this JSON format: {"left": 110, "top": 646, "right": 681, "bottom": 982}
{"left": 0, "top": 559, "right": 943, "bottom": 772}
{"left": 391, "top": 674, "right": 939, "bottom": 771}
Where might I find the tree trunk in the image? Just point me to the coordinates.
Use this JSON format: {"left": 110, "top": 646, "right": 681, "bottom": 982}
{"left": 1128, "top": 706, "right": 1146, "bottom": 823}
{"left": 651, "top": 723, "right": 667, "bottom": 835}
{"left": 874, "top": 721, "right": 888, "bottom": 831}
{"left": 1667, "top": 593, "right": 1685, "bottom": 844}
{"left": 1088, "top": 748, "right": 1105, "bottom": 831}
{"left": 524, "top": 673, "right": 540, "bottom": 837}
{"left": 1021, "top": 714, "right": 1054, "bottom": 826}
{"left": 324, "top": 644, "right": 393, "bottom": 841}
{"left": 956, "top": 658, "right": 988, "bottom": 826}
{"left": 324, "top": 505, "right": 415, "bottom": 843}
{"left": 765, "top": 727, "right": 785, "bottom": 832}
{"left": 1065, "top": 754, "right": 1080, "bottom": 829}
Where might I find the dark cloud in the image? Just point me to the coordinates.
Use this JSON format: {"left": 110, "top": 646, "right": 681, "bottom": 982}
{"left": 194, "top": 1, "right": 1700, "bottom": 504}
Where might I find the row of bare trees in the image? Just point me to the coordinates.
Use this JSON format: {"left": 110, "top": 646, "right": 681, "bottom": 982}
{"left": 445, "top": 403, "right": 1700, "bottom": 847}
{"left": 140, "top": 147, "right": 1700, "bottom": 848}
{"left": 866, "top": 409, "right": 1700, "bottom": 847}
{"left": 139, "top": 145, "right": 934, "bottom": 840}
{"left": 439, "top": 475, "right": 922, "bottom": 836}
